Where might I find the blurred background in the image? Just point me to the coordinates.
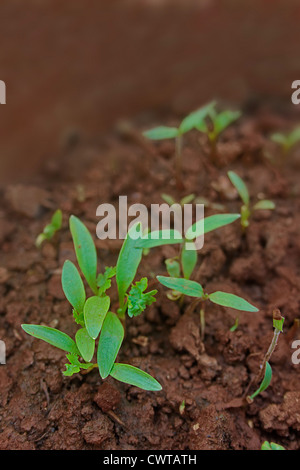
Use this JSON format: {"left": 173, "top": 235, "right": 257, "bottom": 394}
{"left": 0, "top": 0, "right": 299, "bottom": 183}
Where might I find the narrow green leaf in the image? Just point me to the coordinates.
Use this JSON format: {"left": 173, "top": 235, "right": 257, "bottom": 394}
{"left": 84, "top": 295, "right": 110, "bottom": 339}
{"left": 228, "top": 171, "right": 249, "bottom": 206}
{"left": 157, "top": 276, "right": 204, "bottom": 298}
{"left": 69, "top": 215, "right": 98, "bottom": 293}
{"left": 135, "top": 229, "right": 184, "bottom": 249}
{"left": 179, "top": 101, "right": 216, "bottom": 134}
{"left": 253, "top": 200, "right": 275, "bottom": 211}
{"left": 51, "top": 209, "right": 62, "bottom": 230}
{"left": 209, "top": 291, "right": 259, "bottom": 312}
{"left": 110, "top": 363, "right": 162, "bottom": 391}
{"left": 116, "top": 223, "right": 143, "bottom": 306}
{"left": 161, "top": 193, "right": 176, "bottom": 206}
{"left": 181, "top": 241, "right": 197, "bottom": 279}
{"left": 250, "top": 362, "right": 272, "bottom": 400}
{"left": 185, "top": 213, "right": 240, "bottom": 240}
{"left": 62, "top": 260, "right": 86, "bottom": 314}
{"left": 143, "top": 126, "right": 179, "bottom": 140}
{"left": 97, "top": 312, "right": 124, "bottom": 379}
{"left": 214, "top": 110, "right": 241, "bottom": 135}
{"left": 21, "top": 324, "right": 79, "bottom": 354}
{"left": 165, "top": 258, "right": 181, "bottom": 278}
{"left": 75, "top": 327, "right": 95, "bottom": 362}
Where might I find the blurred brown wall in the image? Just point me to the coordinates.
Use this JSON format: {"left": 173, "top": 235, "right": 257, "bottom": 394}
{"left": 0, "top": 0, "right": 299, "bottom": 183}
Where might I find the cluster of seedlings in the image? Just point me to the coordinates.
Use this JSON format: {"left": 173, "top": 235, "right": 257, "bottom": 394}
{"left": 22, "top": 103, "right": 291, "bottom": 418}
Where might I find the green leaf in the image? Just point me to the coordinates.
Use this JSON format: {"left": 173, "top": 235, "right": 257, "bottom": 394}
{"left": 288, "top": 126, "right": 300, "bottom": 147}
{"left": 165, "top": 258, "right": 181, "bottom": 278}
{"left": 273, "top": 316, "right": 285, "bottom": 332}
{"left": 227, "top": 171, "right": 250, "bottom": 206}
{"left": 51, "top": 209, "right": 63, "bottom": 230}
{"left": 143, "top": 126, "right": 179, "bottom": 140}
{"left": 97, "top": 312, "right": 124, "bottom": 379}
{"left": 179, "top": 101, "right": 216, "bottom": 134}
{"left": 250, "top": 362, "right": 272, "bottom": 400}
{"left": 69, "top": 215, "right": 98, "bottom": 294}
{"left": 110, "top": 363, "right": 162, "bottom": 391}
{"left": 261, "top": 441, "right": 285, "bottom": 451}
{"left": 116, "top": 223, "right": 143, "bottom": 307}
{"left": 161, "top": 193, "right": 176, "bottom": 206}
{"left": 185, "top": 213, "right": 240, "bottom": 240}
{"left": 253, "top": 200, "right": 275, "bottom": 211}
{"left": 157, "top": 276, "right": 204, "bottom": 298}
{"left": 270, "top": 133, "right": 287, "bottom": 146}
{"left": 63, "top": 353, "right": 93, "bottom": 376}
{"left": 208, "top": 291, "right": 259, "bottom": 312}
{"left": 21, "top": 324, "right": 79, "bottom": 354}
{"left": 127, "top": 278, "right": 157, "bottom": 318}
{"left": 97, "top": 266, "right": 116, "bottom": 296}
{"left": 180, "top": 194, "right": 195, "bottom": 205}
{"left": 62, "top": 260, "right": 86, "bottom": 314}
{"left": 75, "top": 327, "right": 95, "bottom": 362}
{"left": 214, "top": 110, "right": 241, "bottom": 136}
{"left": 84, "top": 295, "right": 110, "bottom": 339}
{"left": 181, "top": 241, "right": 197, "bottom": 279}
{"left": 135, "top": 229, "right": 184, "bottom": 249}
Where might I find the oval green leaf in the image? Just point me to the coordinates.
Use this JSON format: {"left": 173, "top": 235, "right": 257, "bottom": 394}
{"left": 186, "top": 213, "right": 240, "bottom": 241}
{"left": 181, "top": 241, "right": 197, "bottom": 279}
{"left": 62, "top": 260, "right": 86, "bottom": 314}
{"left": 253, "top": 200, "right": 275, "bottom": 211}
{"left": 110, "top": 363, "right": 162, "bottom": 391}
{"left": 208, "top": 291, "right": 259, "bottom": 312}
{"left": 97, "top": 312, "right": 124, "bottom": 379}
{"left": 250, "top": 362, "right": 272, "bottom": 400}
{"left": 21, "top": 324, "right": 79, "bottom": 354}
{"left": 69, "top": 215, "right": 98, "bottom": 294}
{"left": 84, "top": 295, "right": 110, "bottom": 339}
{"left": 143, "top": 126, "right": 179, "bottom": 140}
{"left": 179, "top": 101, "right": 216, "bottom": 134}
{"left": 75, "top": 327, "right": 95, "bottom": 362}
{"left": 157, "top": 276, "right": 204, "bottom": 298}
{"left": 228, "top": 171, "right": 249, "bottom": 206}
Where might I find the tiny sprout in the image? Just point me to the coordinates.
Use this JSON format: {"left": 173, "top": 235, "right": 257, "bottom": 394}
{"left": 143, "top": 101, "right": 216, "bottom": 189}
{"left": 271, "top": 126, "right": 300, "bottom": 155}
{"left": 35, "top": 209, "right": 62, "bottom": 247}
{"left": 23, "top": 215, "right": 161, "bottom": 392}
{"left": 228, "top": 170, "right": 275, "bottom": 229}
{"left": 157, "top": 276, "right": 258, "bottom": 339}
{"left": 196, "top": 106, "right": 241, "bottom": 148}
{"left": 261, "top": 441, "right": 285, "bottom": 450}
{"left": 247, "top": 309, "right": 284, "bottom": 403}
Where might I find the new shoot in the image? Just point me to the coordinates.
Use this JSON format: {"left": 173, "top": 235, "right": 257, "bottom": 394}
{"left": 35, "top": 209, "right": 62, "bottom": 248}
{"left": 271, "top": 126, "right": 300, "bottom": 156}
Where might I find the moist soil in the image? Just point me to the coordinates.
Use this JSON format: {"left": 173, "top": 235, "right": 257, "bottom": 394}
{"left": 0, "top": 102, "right": 300, "bottom": 450}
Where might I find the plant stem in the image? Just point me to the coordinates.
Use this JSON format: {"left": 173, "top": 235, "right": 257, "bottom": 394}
{"left": 200, "top": 305, "right": 205, "bottom": 340}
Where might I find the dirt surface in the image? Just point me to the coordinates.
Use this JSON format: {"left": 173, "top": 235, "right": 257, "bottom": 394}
{"left": 0, "top": 102, "right": 300, "bottom": 450}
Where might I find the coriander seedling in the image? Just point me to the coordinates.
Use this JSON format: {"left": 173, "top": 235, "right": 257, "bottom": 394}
{"left": 35, "top": 209, "right": 62, "bottom": 248}
{"left": 246, "top": 309, "right": 284, "bottom": 403}
{"left": 271, "top": 126, "right": 300, "bottom": 155}
{"left": 22, "top": 215, "right": 161, "bottom": 392}
{"left": 196, "top": 105, "right": 241, "bottom": 149}
{"left": 228, "top": 170, "right": 275, "bottom": 229}
{"left": 157, "top": 276, "right": 258, "bottom": 339}
{"left": 143, "top": 101, "right": 216, "bottom": 189}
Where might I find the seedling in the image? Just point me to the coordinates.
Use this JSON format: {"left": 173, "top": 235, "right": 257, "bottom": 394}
{"left": 271, "top": 126, "right": 300, "bottom": 155}
{"left": 261, "top": 441, "right": 285, "bottom": 450}
{"left": 161, "top": 193, "right": 195, "bottom": 207}
{"left": 22, "top": 215, "right": 161, "bottom": 392}
{"left": 156, "top": 276, "right": 258, "bottom": 339}
{"left": 35, "top": 209, "right": 62, "bottom": 247}
{"left": 195, "top": 105, "right": 241, "bottom": 148}
{"left": 246, "top": 310, "right": 284, "bottom": 403}
{"left": 228, "top": 170, "right": 275, "bottom": 229}
{"left": 137, "top": 213, "right": 241, "bottom": 295}
{"left": 143, "top": 101, "right": 216, "bottom": 189}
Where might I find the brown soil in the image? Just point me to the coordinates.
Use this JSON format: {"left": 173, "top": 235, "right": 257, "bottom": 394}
{"left": 0, "top": 102, "right": 300, "bottom": 450}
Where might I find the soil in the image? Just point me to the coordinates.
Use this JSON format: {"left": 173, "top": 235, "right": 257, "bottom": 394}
{"left": 0, "top": 102, "right": 300, "bottom": 450}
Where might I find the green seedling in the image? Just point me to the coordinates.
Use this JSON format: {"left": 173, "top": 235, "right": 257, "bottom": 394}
{"left": 137, "top": 213, "right": 240, "bottom": 296}
{"left": 261, "top": 441, "right": 285, "bottom": 450}
{"left": 196, "top": 105, "right": 241, "bottom": 147}
{"left": 161, "top": 193, "right": 195, "bottom": 207}
{"left": 271, "top": 126, "right": 300, "bottom": 155}
{"left": 22, "top": 215, "right": 161, "bottom": 392}
{"left": 35, "top": 209, "right": 62, "bottom": 247}
{"left": 143, "top": 101, "right": 216, "bottom": 189}
{"left": 157, "top": 276, "right": 258, "bottom": 339}
{"left": 247, "top": 310, "right": 284, "bottom": 403}
{"left": 228, "top": 170, "right": 275, "bottom": 229}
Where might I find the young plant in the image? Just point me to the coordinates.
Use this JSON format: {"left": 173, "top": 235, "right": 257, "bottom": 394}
{"left": 246, "top": 310, "right": 284, "bottom": 403}
{"left": 228, "top": 170, "right": 275, "bottom": 229}
{"left": 261, "top": 441, "right": 285, "bottom": 451}
{"left": 22, "top": 215, "right": 161, "bottom": 392}
{"left": 35, "top": 209, "right": 62, "bottom": 247}
{"left": 271, "top": 126, "right": 300, "bottom": 155}
{"left": 143, "top": 101, "right": 216, "bottom": 189}
{"left": 157, "top": 276, "right": 258, "bottom": 339}
{"left": 137, "top": 213, "right": 241, "bottom": 297}
{"left": 196, "top": 105, "right": 241, "bottom": 148}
